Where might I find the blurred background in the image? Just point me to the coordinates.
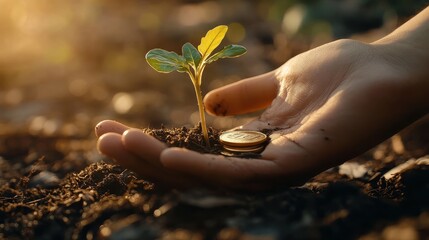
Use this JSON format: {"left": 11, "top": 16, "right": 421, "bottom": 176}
{"left": 0, "top": 0, "right": 427, "bottom": 139}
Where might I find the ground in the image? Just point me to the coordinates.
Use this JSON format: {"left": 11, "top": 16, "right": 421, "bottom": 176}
{"left": 1, "top": 121, "right": 429, "bottom": 239}
{"left": 1, "top": 1, "right": 429, "bottom": 239}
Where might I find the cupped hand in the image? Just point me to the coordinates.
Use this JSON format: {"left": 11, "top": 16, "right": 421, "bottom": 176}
{"left": 96, "top": 39, "right": 425, "bottom": 191}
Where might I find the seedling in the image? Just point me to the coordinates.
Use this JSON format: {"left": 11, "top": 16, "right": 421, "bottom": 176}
{"left": 145, "top": 25, "right": 247, "bottom": 147}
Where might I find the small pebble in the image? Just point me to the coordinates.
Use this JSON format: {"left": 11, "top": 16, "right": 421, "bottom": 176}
{"left": 29, "top": 171, "right": 60, "bottom": 188}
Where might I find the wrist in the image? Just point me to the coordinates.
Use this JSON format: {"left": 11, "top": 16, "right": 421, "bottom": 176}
{"left": 372, "top": 7, "right": 429, "bottom": 112}
{"left": 371, "top": 39, "right": 429, "bottom": 113}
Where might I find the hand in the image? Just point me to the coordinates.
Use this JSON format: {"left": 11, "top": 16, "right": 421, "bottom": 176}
{"left": 96, "top": 39, "right": 428, "bottom": 191}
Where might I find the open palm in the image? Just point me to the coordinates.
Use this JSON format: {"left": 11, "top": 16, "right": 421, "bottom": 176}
{"left": 96, "top": 39, "right": 425, "bottom": 191}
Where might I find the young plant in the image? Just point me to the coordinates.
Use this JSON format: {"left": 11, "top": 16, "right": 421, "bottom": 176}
{"left": 145, "top": 25, "right": 247, "bottom": 147}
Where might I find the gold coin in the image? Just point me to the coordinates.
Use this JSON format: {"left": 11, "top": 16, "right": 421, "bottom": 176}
{"left": 219, "top": 131, "right": 267, "bottom": 147}
{"left": 222, "top": 144, "right": 265, "bottom": 153}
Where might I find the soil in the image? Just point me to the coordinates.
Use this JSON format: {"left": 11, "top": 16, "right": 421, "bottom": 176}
{"left": 143, "top": 124, "right": 224, "bottom": 154}
{"left": 2, "top": 1, "right": 429, "bottom": 239}
{"left": 1, "top": 122, "right": 429, "bottom": 240}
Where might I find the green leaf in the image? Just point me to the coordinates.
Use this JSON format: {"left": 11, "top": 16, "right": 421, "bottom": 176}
{"left": 182, "top": 43, "right": 201, "bottom": 69}
{"left": 198, "top": 25, "right": 228, "bottom": 60}
{"left": 206, "top": 44, "right": 247, "bottom": 63}
{"left": 145, "top": 48, "right": 187, "bottom": 73}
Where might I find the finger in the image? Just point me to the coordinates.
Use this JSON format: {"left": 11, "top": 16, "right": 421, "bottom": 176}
{"left": 97, "top": 133, "right": 197, "bottom": 188}
{"left": 204, "top": 71, "right": 278, "bottom": 116}
{"left": 95, "top": 120, "right": 130, "bottom": 138}
{"left": 160, "top": 148, "right": 282, "bottom": 190}
{"left": 97, "top": 133, "right": 159, "bottom": 178}
{"left": 122, "top": 129, "right": 167, "bottom": 167}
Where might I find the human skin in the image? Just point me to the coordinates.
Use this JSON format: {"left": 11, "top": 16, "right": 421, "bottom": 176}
{"left": 95, "top": 6, "right": 429, "bottom": 191}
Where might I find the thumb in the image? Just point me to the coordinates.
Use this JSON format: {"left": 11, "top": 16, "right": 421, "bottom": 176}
{"left": 204, "top": 71, "right": 278, "bottom": 116}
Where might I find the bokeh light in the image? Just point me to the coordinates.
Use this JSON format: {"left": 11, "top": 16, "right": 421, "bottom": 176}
{"left": 282, "top": 5, "right": 306, "bottom": 36}
{"left": 0, "top": 0, "right": 426, "bottom": 136}
{"left": 112, "top": 92, "right": 134, "bottom": 114}
{"left": 176, "top": 1, "right": 221, "bottom": 27}
{"left": 227, "top": 23, "right": 246, "bottom": 43}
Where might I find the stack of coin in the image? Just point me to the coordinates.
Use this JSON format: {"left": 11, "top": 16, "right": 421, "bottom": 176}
{"left": 219, "top": 130, "right": 268, "bottom": 153}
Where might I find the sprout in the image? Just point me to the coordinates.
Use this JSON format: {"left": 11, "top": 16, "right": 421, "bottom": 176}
{"left": 145, "top": 25, "right": 247, "bottom": 147}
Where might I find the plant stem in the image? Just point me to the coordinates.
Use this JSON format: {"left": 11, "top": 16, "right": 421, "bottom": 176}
{"left": 193, "top": 82, "right": 210, "bottom": 147}
{"left": 188, "top": 63, "right": 209, "bottom": 147}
